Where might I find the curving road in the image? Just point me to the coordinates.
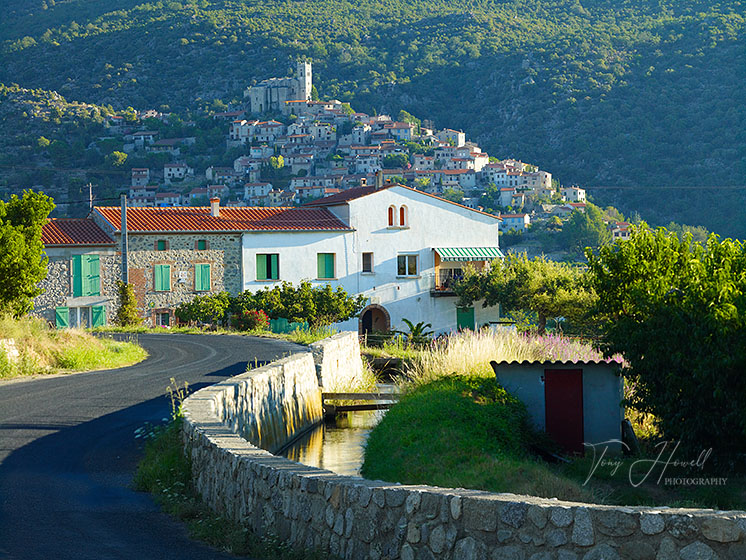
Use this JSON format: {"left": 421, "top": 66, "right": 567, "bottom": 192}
{"left": 0, "top": 333, "right": 303, "bottom": 560}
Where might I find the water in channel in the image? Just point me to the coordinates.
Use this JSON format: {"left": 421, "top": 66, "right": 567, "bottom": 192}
{"left": 280, "top": 409, "right": 386, "bottom": 477}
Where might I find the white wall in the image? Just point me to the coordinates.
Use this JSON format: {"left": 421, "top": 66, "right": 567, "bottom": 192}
{"left": 241, "top": 186, "right": 503, "bottom": 333}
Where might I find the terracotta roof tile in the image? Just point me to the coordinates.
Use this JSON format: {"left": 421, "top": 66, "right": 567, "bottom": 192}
{"left": 42, "top": 219, "right": 115, "bottom": 246}
{"left": 93, "top": 206, "right": 351, "bottom": 232}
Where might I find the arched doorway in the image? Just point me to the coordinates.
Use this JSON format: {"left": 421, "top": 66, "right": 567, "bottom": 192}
{"left": 359, "top": 304, "right": 391, "bottom": 336}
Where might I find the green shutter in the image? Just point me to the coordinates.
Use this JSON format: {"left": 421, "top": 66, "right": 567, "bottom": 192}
{"left": 317, "top": 254, "right": 334, "bottom": 279}
{"left": 196, "top": 264, "right": 210, "bottom": 291}
{"left": 155, "top": 265, "right": 171, "bottom": 291}
{"left": 456, "top": 307, "right": 475, "bottom": 331}
{"left": 91, "top": 305, "right": 106, "bottom": 327}
{"left": 55, "top": 307, "right": 69, "bottom": 329}
{"left": 72, "top": 255, "right": 83, "bottom": 297}
{"left": 86, "top": 255, "right": 100, "bottom": 296}
{"left": 317, "top": 254, "right": 324, "bottom": 278}
{"left": 326, "top": 254, "right": 334, "bottom": 278}
{"left": 269, "top": 254, "right": 279, "bottom": 280}
{"left": 256, "top": 254, "right": 267, "bottom": 280}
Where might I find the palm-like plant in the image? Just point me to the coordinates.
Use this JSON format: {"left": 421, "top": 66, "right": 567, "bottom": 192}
{"left": 394, "top": 318, "right": 434, "bottom": 347}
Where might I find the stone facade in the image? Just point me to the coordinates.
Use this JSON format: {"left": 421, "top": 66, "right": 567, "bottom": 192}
{"left": 32, "top": 248, "right": 118, "bottom": 327}
{"left": 182, "top": 334, "right": 746, "bottom": 560}
{"left": 104, "top": 232, "right": 242, "bottom": 326}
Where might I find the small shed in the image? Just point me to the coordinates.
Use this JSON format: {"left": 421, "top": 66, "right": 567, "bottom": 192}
{"left": 490, "top": 360, "right": 624, "bottom": 454}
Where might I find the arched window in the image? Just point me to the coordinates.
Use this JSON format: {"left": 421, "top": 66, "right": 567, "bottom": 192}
{"left": 388, "top": 206, "right": 395, "bottom": 227}
{"left": 399, "top": 205, "right": 408, "bottom": 227}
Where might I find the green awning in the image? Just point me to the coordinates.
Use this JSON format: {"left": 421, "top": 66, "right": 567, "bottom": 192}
{"left": 434, "top": 247, "right": 504, "bottom": 262}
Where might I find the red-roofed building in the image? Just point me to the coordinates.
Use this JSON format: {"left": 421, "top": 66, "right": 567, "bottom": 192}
{"left": 33, "top": 219, "right": 117, "bottom": 329}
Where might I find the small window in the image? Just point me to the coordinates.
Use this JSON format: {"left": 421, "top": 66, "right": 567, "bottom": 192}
{"left": 317, "top": 253, "right": 335, "bottom": 279}
{"left": 154, "top": 264, "right": 171, "bottom": 291}
{"left": 256, "top": 254, "right": 279, "bottom": 281}
{"left": 156, "top": 240, "right": 168, "bottom": 251}
{"left": 362, "top": 252, "right": 373, "bottom": 273}
{"left": 388, "top": 206, "right": 395, "bottom": 227}
{"left": 399, "top": 205, "right": 408, "bottom": 227}
{"left": 196, "top": 239, "right": 208, "bottom": 250}
{"left": 397, "top": 254, "right": 418, "bottom": 277}
{"left": 195, "top": 263, "right": 211, "bottom": 291}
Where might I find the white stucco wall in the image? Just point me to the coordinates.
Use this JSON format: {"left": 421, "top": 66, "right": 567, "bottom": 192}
{"left": 241, "top": 186, "right": 503, "bottom": 333}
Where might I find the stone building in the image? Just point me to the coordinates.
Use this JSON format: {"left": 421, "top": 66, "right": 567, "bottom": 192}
{"left": 33, "top": 219, "right": 118, "bottom": 328}
{"left": 245, "top": 61, "right": 312, "bottom": 115}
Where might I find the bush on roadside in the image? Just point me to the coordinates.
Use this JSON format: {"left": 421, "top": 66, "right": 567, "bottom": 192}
{"left": 231, "top": 309, "right": 269, "bottom": 331}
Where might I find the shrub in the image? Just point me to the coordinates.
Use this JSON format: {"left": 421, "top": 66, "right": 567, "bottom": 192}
{"left": 231, "top": 309, "right": 269, "bottom": 331}
{"left": 114, "top": 280, "right": 141, "bottom": 327}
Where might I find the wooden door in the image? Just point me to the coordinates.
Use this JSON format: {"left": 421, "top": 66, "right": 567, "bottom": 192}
{"left": 544, "top": 369, "right": 584, "bottom": 454}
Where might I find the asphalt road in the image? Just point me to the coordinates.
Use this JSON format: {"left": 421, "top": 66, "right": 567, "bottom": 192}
{"left": 0, "top": 333, "right": 302, "bottom": 560}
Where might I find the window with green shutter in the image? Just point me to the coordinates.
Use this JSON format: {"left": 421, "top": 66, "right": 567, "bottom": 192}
{"left": 256, "top": 254, "right": 279, "bottom": 280}
{"left": 156, "top": 240, "right": 168, "bottom": 251}
{"left": 195, "top": 264, "right": 211, "bottom": 291}
{"left": 154, "top": 264, "right": 171, "bottom": 291}
{"left": 72, "top": 255, "right": 100, "bottom": 297}
{"left": 196, "top": 239, "right": 207, "bottom": 250}
{"left": 317, "top": 253, "right": 335, "bottom": 279}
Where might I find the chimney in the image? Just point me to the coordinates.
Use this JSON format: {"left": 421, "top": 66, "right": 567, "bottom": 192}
{"left": 375, "top": 170, "right": 383, "bottom": 189}
{"left": 210, "top": 197, "right": 220, "bottom": 217}
{"left": 360, "top": 177, "right": 367, "bottom": 188}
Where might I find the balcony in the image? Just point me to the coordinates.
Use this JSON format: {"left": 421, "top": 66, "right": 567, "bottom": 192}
{"left": 430, "top": 268, "right": 463, "bottom": 297}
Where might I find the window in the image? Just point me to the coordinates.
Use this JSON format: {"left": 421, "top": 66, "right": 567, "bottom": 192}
{"left": 317, "top": 253, "right": 335, "bottom": 279}
{"left": 256, "top": 254, "right": 279, "bottom": 281}
{"left": 397, "top": 254, "right": 418, "bottom": 277}
{"left": 196, "top": 239, "right": 208, "bottom": 250}
{"left": 72, "top": 254, "right": 100, "bottom": 297}
{"left": 388, "top": 206, "right": 395, "bottom": 227}
{"left": 154, "top": 264, "right": 171, "bottom": 291}
{"left": 156, "top": 240, "right": 168, "bottom": 251}
{"left": 362, "top": 252, "right": 374, "bottom": 273}
{"left": 399, "top": 205, "right": 408, "bottom": 227}
{"left": 195, "top": 264, "right": 211, "bottom": 291}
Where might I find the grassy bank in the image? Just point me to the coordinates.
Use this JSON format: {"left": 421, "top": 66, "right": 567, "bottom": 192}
{"left": 0, "top": 315, "right": 147, "bottom": 378}
{"left": 134, "top": 418, "right": 324, "bottom": 559}
{"left": 362, "top": 330, "right": 746, "bottom": 510}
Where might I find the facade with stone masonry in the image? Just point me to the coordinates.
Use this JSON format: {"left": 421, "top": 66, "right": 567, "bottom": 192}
{"left": 183, "top": 333, "right": 746, "bottom": 560}
{"left": 33, "top": 218, "right": 118, "bottom": 328}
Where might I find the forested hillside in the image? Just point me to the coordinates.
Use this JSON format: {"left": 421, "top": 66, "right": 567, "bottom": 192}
{"left": 1, "top": 0, "right": 744, "bottom": 235}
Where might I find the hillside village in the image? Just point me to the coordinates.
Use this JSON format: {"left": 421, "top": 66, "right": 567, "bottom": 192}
{"left": 102, "top": 63, "right": 630, "bottom": 242}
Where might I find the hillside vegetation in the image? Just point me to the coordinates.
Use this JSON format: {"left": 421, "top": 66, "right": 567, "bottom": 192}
{"left": 0, "top": 0, "right": 744, "bottom": 235}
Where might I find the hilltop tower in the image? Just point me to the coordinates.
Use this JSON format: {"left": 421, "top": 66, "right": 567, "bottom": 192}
{"left": 296, "top": 60, "right": 312, "bottom": 101}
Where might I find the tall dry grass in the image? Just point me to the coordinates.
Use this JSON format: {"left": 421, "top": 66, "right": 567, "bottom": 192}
{"left": 404, "top": 329, "right": 618, "bottom": 385}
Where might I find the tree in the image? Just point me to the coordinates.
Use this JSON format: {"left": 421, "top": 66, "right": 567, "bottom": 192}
{"left": 113, "top": 281, "right": 141, "bottom": 326}
{"left": 382, "top": 153, "right": 409, "bottom": 169}
{"left": 456, "top": 253, "right": 596, "bottom": 334}
{"left": 106, "top": 150, "right": 128, "bottom": 168}
{"left": 587, "top": 227, "right": 746, "bottom": 469}
{"left": 441, "top": 187, "right": 464, "bottom": 204}
{"left": 0, "top": 190, "right": 55, "bottom": 316}
{"left": 174, "top": 292, "right": 231, "bottom": 327}
{"left": 561, "top": 202, "right": 611, "bottom": 255}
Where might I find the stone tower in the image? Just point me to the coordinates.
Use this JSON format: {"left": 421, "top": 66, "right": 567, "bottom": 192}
{"left": 296, "top": 60, "right": 312, "bottom": 101}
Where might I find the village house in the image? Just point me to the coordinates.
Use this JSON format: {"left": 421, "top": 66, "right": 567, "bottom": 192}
{"left": 243, "top": 182, "right": 273, "bottom": 202}
{"left": 131, "top": 168, "right": 150, "bottom": 187}
{"left": 562, "top": 186, "right": 587, "bottom": 203}
{"left": 436, "top": 129, "right": 466, "bottom": 147}
{"left": 609, "top": 221, "right": 631, "bottom": 240}
{"left": 163, "top": 162, "right": 193, "bottom": 184}
{"left": 500, "top": 213, "right": 531, "bottom": 232}
{"left": 245, "top": 61, "right": 312, "bottom": 115}
{"left": 132, "top": 131, "right": 158, "bottom": 148}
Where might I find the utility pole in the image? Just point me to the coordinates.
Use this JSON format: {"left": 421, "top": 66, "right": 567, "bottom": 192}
{"left": 88, "top": 183, "right": 93, "bottom": 210}
{"left": 120, "top": 194, "right": 128, "bottom": 283}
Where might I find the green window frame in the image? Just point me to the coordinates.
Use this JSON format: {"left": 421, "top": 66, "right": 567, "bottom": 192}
{"left": 154, "top": 264, "right": 171, "bottom": 291}
{"left": 317, "top": 253, "right": 335, "bottom": 279}
{"left": 72, "top": 254, "right": 100, "bottom": 297}
{"left": 156, "top": 240, "right": 168, "bottom": 251}
{"left": 195, "top": 264, "right": 211, "bottom": 291}
{"left": 196, "top": 239, "right": 208, "bottom": 250}
{"left": 256, "top": 254, "right": 279, "bottom": 281}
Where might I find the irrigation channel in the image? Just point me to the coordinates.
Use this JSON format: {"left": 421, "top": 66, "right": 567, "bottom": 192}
{"left": 280, "top": 384, "right": 398, "bottom": 476}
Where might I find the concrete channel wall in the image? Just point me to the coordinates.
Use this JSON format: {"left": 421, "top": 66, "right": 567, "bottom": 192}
{"left": 182, "top": 332, "right": 746, "bottom": 560}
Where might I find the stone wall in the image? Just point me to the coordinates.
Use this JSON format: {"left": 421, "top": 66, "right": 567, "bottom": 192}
{"left": 309, "top": 331, "right": 364, "bottom": 390}
{"left": 182, "top": 335, "right": 746, "bottom": 560}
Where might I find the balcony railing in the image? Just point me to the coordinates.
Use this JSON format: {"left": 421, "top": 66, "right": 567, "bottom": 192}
{"left": 430, "top": 268, "right": 464, "bottom": 296}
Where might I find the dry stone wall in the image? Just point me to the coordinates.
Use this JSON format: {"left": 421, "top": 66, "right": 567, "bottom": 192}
{"left": 182, "top": 334, "right": 746, "bottom": 560}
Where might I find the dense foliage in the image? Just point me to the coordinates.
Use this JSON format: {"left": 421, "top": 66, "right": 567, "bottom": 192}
{"left": 456, "top": 253, "right": 596, "bottom": 333}
{"left": 0, "top": 1, "right": 744, "bottom": 235}
{"left": 587, "top": 227, "right": 746, "bottom": 471}
{"left": 0, "top": 190, "right": 55, "bottom": 316}
{"left": 113, "top": 280, "right": 142, "bottom": 327}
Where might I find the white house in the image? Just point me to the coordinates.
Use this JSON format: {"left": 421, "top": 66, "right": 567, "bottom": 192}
{"left": 240, "top": 184, "right": 504, "bottom": 334}
{"left": 562, "top": 186, "right": 586, "bottom": 203}
{"left": 436, "top": 129, "right": 466, "bottom": 147}
{"left": 500, "top": 213, "right": 531, "bottom": 232}
{"left": 244, "top": 182, "right": 273, "bottom": 202}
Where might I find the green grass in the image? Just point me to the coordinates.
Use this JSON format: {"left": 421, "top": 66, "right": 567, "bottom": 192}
{"left": 91, "top": 324, "right": 335, "bottom": 345}
{"left": 134, "top": 418, "right": 327, "bottom": 559}
{"left": 0, "top": 315, "right": 147, "bottom": 378}
{"left": 362, "top": 376, "right": 594, "bottom": 502}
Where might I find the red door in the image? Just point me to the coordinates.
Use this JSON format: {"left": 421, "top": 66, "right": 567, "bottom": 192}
{"left": 544, "top": 369, "right": 584, "bottom": 454}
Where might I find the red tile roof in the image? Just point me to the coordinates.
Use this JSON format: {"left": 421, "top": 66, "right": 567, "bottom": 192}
{"left": 42, "top": 219, "right": 115, "bottom": 246}
{"left": 93, "top": 206, "right": 351, "bottom": 232}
